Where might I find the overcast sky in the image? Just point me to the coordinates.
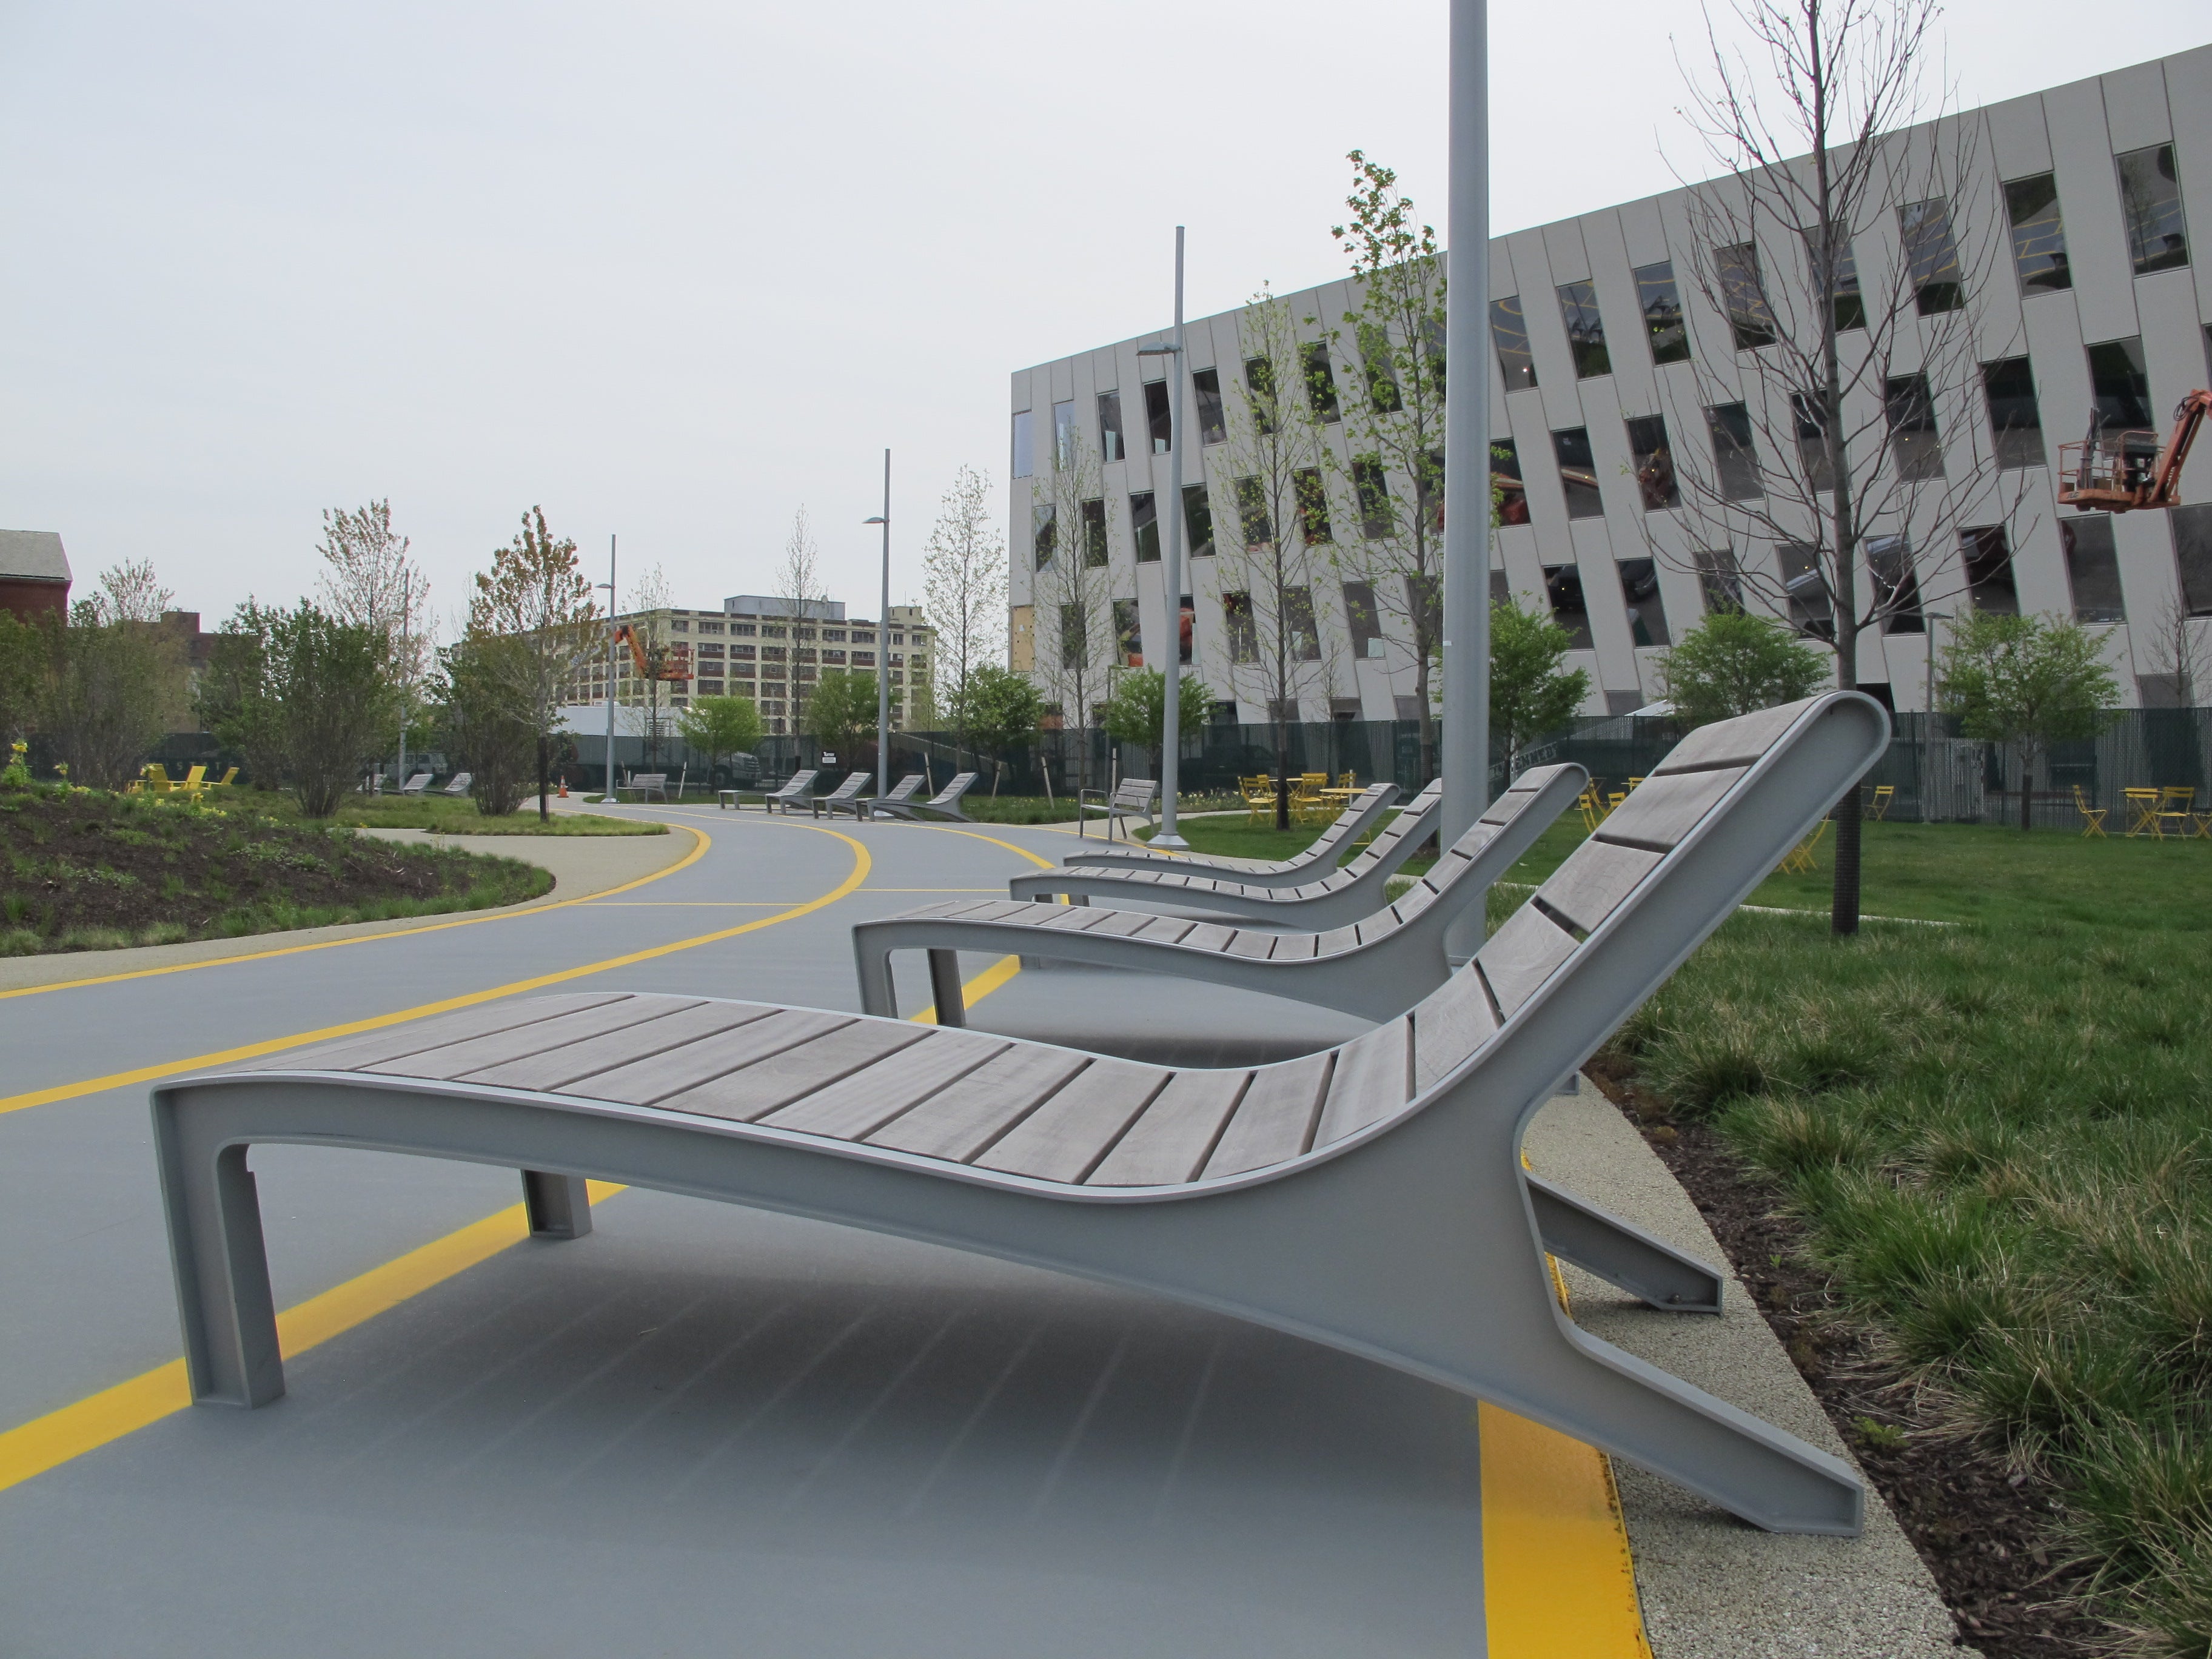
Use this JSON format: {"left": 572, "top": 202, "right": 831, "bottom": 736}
{"left": 1, "top": 1, "right": 2204, "bottom": 631}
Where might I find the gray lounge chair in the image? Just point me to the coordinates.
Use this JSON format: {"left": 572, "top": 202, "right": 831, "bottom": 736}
{"left": 1078, "top": 778, "right": 1158, "bottom": 840}
{"left": 396, "top": 772, "right": 434, "bottom": 796}
{"left": 759, "top": 769, "right": 820, "bottom": 814}
{"left": 868, "top": 774, "right": 927, "bottom": 819}
{"left": 440, "top": 773, "right": 473, "bottom": 797}
{"left": 149, "top": 693, "right": 1886, "bottom": 1536}
{"left": 870, "top": 771, "right": 979, "bottom": 823}
{"left": 813, "top": 771, "right": 874, "bottom": 819}
{"left": 856, "top": 766, "right": 1583, "bottom": 1027}
{"left": 1009, "top": 780, "right": 1447, "bottom": 928}
{"left": 1059, "top": 782, "right": 1399, "bottom": 886}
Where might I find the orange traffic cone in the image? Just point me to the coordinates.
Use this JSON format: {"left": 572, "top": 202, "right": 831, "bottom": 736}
{"left": 558, "top": 780, "right": 569, "bottom": 799}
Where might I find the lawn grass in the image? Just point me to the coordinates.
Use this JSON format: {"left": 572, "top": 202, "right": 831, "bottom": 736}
{"left": 235, "top": 792, "right": 668, "bottom": 836}
{"left": 959, "top": 793, "right": 1244, "bottom": 826}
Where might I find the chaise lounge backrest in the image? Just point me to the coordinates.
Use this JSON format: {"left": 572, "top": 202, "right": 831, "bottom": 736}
{"left": 1295, "top": 778, "right": 1443, "bottom": 891}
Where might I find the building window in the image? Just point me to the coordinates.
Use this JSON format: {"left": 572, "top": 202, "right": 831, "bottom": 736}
{"left": 1222, "top": 592, "right": 1259, "bottom": 663}
{"left": 1130, "top": 491, "right": 1159, "bottom": 563}
{"left": 1244, "top": 357, "right": 1277, "bottom": 434}
{"left": 1492, "top": 438, "right": 1528, "bottom": 525}
{"left": 1632, "top": 260, "right": 1690, "bottom": 365}
{"left": 2061, "top": 515, "right": 2125, "bottom": 623}
{"left": 1625, "top": 415, "right": 1679, "bottom": 510}
{"left": 1284, "top": 587, "right": 1322, "bottom": 660}
{"left": 2117, "top": 144, "right": 2190, "bottom": 274}
{"left": 1183, "top": 483, "right": 1216, "bottom": 558}
{"left": 1777, "top": 542, "right": 1835, "bottom": 640}
{"left": 1053, "top": 400, "right": 1076, "bottom": 469}
{"left": 1058, "top": 604, "right": 1088, "bottom": 662}
{"left": 821, "top": 649, "right": 846, "bottom": 665}
{"left": 1098, "top": 390, "right": 1125, "bottom": 463}
{"left": 1981, "top": 357, "right": 2045, "bottom": 470}
{"left": 1343, "top": 581, "right": 1385, "bottom": 659}
{"left": 2087, "top": 337, "right": 2154, "bottom": 431}
{"left": 1960, "top": 527, "right": 2019, "bottom": 614}
{"left": 1113, "top": 598, "right": 1142, "bottom": 667}
{"left": 1011, "top": 410, "right": 1034, "bottom": 478}
{"left": 1884, "top": 374, "right": 1945, "bottom": 480}
{"left": 1551, "top": 427, "right": 1604, "bottom": 519}
{"left": 1899, "top": 198, "right": 1965, "bottom": 314}
{"left": 850, "top": 652, "right": 873, "bottom": 668}
{"left": 1193, "top": 368, "right": 1228, "bottom": 445}
{"left": 1233, "top": 477, "right": 1272, "bottom": 547}
{"left": 1791, "top": 394, "right": 1835, "bottom": 491}
{"left": 1362, "top": 344, "right": 1402, "bottom": 412}
{"left": 1491, "top": 295, "right": 1538, "bottom": 389}
{"left": 1695, "top": 548, "right": 1744, "bottom": 613}
{"left": 2003, "top": 173, "right": 2071, "bottom": 294}
{"left": 1082, "top": 498, "right": 1108, "bottom": 566}
{"left": 1032, "top": 501, "right": 1056, "bottom": 569}
{"left": 1617, "top": 558, "right": 1670, "bottom": 645}
{"left": 1706, "top": 403, "right": 1763, "bottom": 500}
{"left": 1557, "top": 280, "right": 1610, "bottom": 378}
{"left": 2172, "top": 504, "right": 2212, "bottom": 617}
{"left": 1543, "top": 566, "right": 1594, "bottom": 649}
{"left": 1302, "top": 341, "right": 1341, "bottom": 421}
{"left": 1293, "top": 467, "right": 1332, "bottom": 543}
{"left": 1814, "top": 234, "right": 1866, "bottom": 331}
{"left": 1353, "top": 458, "right": 1395, "bottom": 537}
{"left": 1145, "top": 380, "right": 1173, "bottom": 453}
{"left": 1715, "top": 243, "right": 1775, "bottom": 349}
{"left": 1866, "top": 535, "right": 1925, "bottom": 632}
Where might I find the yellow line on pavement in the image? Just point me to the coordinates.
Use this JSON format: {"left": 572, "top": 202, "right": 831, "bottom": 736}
{"left": 910, "top": 954, "right": 1021, "bottom": 1025}
{"left": 1480, "top": 1403, "right": 1653, "bottom": 1657}
{"left": 0, "top": 822, "right": 712, "bottom": 1003}
{"left": 0, "top": 823, "right": 870, "bottom": 1119}
{"left": 913, "top": 825, "right": 1056, "bottom": 871}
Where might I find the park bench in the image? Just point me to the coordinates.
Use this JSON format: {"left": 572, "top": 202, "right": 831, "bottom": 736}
{"left": 868, "top": 771, "right": 979, "bottom": 823}
{"left": 1008, "top": 781, "right": 1444, "bottom": 929}
{"left": 1078, "top": 778, "right": 1158, "bottom": 840}
{"left": 868, "top": 774, "right": 927, "bottom": 818}
{"left": 813, "top": 771, "right": 874, "bottom": 819}
{"left": 441, "top": 773, "right": 472, "bottom": 797}
{"left": 856, "top": 767, "right": 1583, "bottom": 1028}
{"left": 396, "top": 773, "right": 434, "bottom": 796}
{"left": 757, "top": 769, "right": 820, "bottom": 814}
{"left": 1053, "top": 781, "right": 1399, "bottom": 888}
{"left": 622, "top": 773, "right": 669, "bottom": 803}
{"left": 149, "top": 692, "right": 1887, "bottom": 1537}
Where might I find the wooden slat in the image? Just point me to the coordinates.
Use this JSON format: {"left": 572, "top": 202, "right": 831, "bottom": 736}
{"left": 864, "top": 1045, "right": 1090, "bottom": 1162}
{"left": 759, "top": 1028, "right": 1010, "bottom": 1139}
{"left": 1033, "top": 905, "right": 1116, "bottom": 931}
{"left": 1131, "top": 914, "right": 1197, "bottom": 943}
{"left": 1536, "top": 840, "right": 1664, "bottom": 935}
{"left": 1594, "top": 766, "right": 1744, "bottom": 851}
{"left": 1353, "top": 910, "right": 1403, "bottom": 947}
{"left": 1476, "top": 906, "right": 1579, "bottom": 1016}
{"left": 1476, "top": 786, "right": 1538, "bottom": 826}
{"left": 573, "top": 1008, "right": 854, "bottom": 1107}
{"left": 650, "top": 1017, "right": 933, "bottom": 1120}
{"left": 947, "top": 900, "right": 1040, "bottom": 925}
{"left": 1267, "top": 932, "right": 1318, "bottom": 960}
{"left": 974, "top": 1058, "right": 1173, "bottom": 1181}
{"left": 1085, "top": 909, "right": 1161, "bottom": 938}
{"left": 469, "top": 1001, "right": 782, "bottom": 1093}
{"left": 1087, "top": 1070, "right": 1252, "bottom": 1185}
{"left": 1224, "top": 929, "right": 1279, "bottom": 959}
{"left": 238, "top": 993, "right": 631, "bottom": 1074}
{"left": 1392, "top": 884, "right": 1438, "bottom": 922}
{"left": 1202, "top": 1052, "right": 1334, "bottom": 1177}
{"left": 1651, "top": 697, "right": 1813, "bottom": 773}
{"left": 1413, "top": 972, "right": 1500, "bottom": 1091}
{"left": 364, "top": 997, "right": 704, "bottom": 1082}
{"left": 1177, "top": 922, "right": 1238, "bottom": 953}
{"left": 1314, "top": 1018, "right": 1413, "bottom": 1146}
{"left": 1313, "top": 923, "right": 1362, "bottom": 957}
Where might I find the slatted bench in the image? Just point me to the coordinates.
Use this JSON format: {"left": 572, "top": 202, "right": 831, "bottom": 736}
{"left": 867, "top": 774, "right": 927, "bottom": 819}
{"left": 1078, "top": 778, "right": 1158, "bottom": 840}
{"left": 623, "top": 773, "right": 670, "bottom": 803}
{"left": 868, "top": 771, "right": 979, "bottom": 823}
{"left": 859, "top": 766, "right": 1584, "bottom": 1027}
{"left": 757, "top": 768, "right": 820, "bottom": 814}
{"left": 1008, "top": 779, "right": 1446, "bottom": 928}
{"left": 152, "top": 692, "right": 1887, "bottom": 1537}
{"left": 1056, "top": 781, "right": 1399, "bottom": 888}
{"left": 813, "top": 771, "right": 874, "bottom": 819}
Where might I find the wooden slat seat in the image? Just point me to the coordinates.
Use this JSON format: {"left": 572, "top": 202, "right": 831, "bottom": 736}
{"left": 813, "top": 771, "right": 874, "bottom": 819}
{"left": 1056, "top": 782, "right": 1399, "bottom": 886}
{"left": 153, "top": 694, "right": 1891, "bottom": 1538}
{"left": 858, "top": 768, "right": 1586, "bottom": 1027}
{"left": 755, "top": 768, "right": 820, "bottom": 814}
{"left": 870, "top": 771, "right": 979, "bottom": 823}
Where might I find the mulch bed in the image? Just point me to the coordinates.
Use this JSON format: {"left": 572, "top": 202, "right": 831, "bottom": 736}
{"left": 1583, "top": 1054, "right": 2112, "bottom": 1658}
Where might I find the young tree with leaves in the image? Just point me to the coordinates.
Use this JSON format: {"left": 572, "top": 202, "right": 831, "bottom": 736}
{"left": 801, "top": 669, "right": 879, "bottom": 769}
{"left": 1656, "top": 611, "right": 1831, "bottom": 729}
{"left": 317, "top": 500, "right": 433, "bottom": 754}
{"left": 625, "top": 562, "right": 682, "bottom": 768}
{"left": 922, "top": 464, "right": 1007, "bottom": 771}
{"left": 198, "top": 602, "right": 287, "bottom": 790}
{"left": 1028, "top": 427, "right": 1114, "bottom": 793}
{"left": 777, "top": 508, "right": 825, "bottom": 737}
{"left": 262, "top": 603, "right": 398, "bottom": 817}
{"left": 437, "top": 632, "right": 537, "bottom": 816}
{"left": 1939, "top": 612, "right": 2120, "bottom": 831}
{"left": 1101, "top": 666, "right": 1215, "bottom": 786}
{"left": 947, "top": 663, "right": 1044, "bottom": 795}
{"left": 675, "top": 694, "right": 764, "bottom": 787}
{"left": 467, "top": 507, "right": 599, "bottom": 820}
{"left": 33, "top": 564, "right": 190, "bottom": 788}
{"left": 1486, "top": 597, "right": 1593, "bottom": 776}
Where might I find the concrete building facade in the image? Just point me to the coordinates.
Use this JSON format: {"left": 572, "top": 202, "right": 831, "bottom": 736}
{"left": 1009, "top": 46, "right": 2212, "bottom": 719}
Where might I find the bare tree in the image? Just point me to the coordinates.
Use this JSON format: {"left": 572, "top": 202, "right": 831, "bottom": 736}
{"left": 922, "top": 464, "right": 1007, "bottom": 769}
{"left": 777, "top": 507, "right": 825, "bottom": 740}
{"left": 1662, "top": 0, "right": 2028, "bottom": 932}
{"left": 1028, "top": 428, "right": 1115, "bottom": 793}
{"left": 1222, "top": 286, "right": 1346, "bottom": 826}
{"left": 625, "top": 562, "right": 680, "bottom": 768}
{"left": 2143, "top": 592, "right": 2210, "bottom": 710}
{"left": 467, "top": 507, "right": 599, "bottom": 821}
{"left": 94, "top": 559, "right": 176, "bottom": 625}
{"left": 317, "top": 499, "right": 433, "bottom": 772}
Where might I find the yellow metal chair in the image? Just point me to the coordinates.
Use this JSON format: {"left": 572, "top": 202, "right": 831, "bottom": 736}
{"left": 174, "top": 764, "right": 210, "bottom": 797}
{"left": 1239, "top": 774, "right": 1276, "bottom": 827}
{"left": 1777, "top": 819, "right": 1829, "bottom": 874}
{"left": 1577, "top": 787, "right": 1606, "bottom": 833}
{"left": 2071, "top": 785, "right": 2108, "bottom": 839}
{"left": 2157, "top": 786, "right": 2197, "bottom": 840}
{"left": 1866, "top": 784, "right": 1894, "bottom": 820}
{"left": 2124, "top": 788, "right": 2162, "bottom": 837}
{"left": 1338, "top": 771, "right": 1356, "bottom": 789}
{"left": 131, "top": 764, "right": 173, "bottom": 796}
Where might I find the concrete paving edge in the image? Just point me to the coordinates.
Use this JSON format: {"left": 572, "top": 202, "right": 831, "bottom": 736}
{"left": 1526, "top": 1079, "right": 1971, "bottom": 1659}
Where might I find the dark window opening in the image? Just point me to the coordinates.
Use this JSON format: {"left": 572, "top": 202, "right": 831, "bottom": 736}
{"left": 2061, "top": 515, "right": 2125, "bottom": 623}
{"left": 1293, "top": 468, "right": 1332, "bottom": 543}
{"left": 1708, "top": 403, "right": 1763, "bottom": 500}
{"left": 2173, "top": 504, "right": 2212, "bottom": 617}
{"left": 1362, "top": 338, "right": 1403, "bottom": 412}
{"left": 1053, "top": 400, "right": 1076, "bottom": 469}
{"left": 1302, "top": 342, "right": 1341, "bottom": 422}
{"left": 1960, "top": 526, "right": 2020, "bottom": 614}
{"left": 1491, "top": 295, "right": 1538, "bottom": 389}
{"left": 1811, "top": 232, "right": 1866, "bottom": 331}
{"left": 1899, "top": 198, "right": 1965, "bottom": 314}
{"left": 1884, "top": 374, "right": 1945, "bottom": 480}
{"left": 1245, "top": 357, "right": 1276, "bottom": 434}
{"left": 1284, "top": 587, "right": 1322, "bottom": 661}
{"left": 1059, "top": 603, "right": 1087, "bottom": 661}
{"left": 1792, "top": 393, "right": 1835, "bottom": 491}
{"left": 1778, "top": 541, "right": 1835, "bottom": 640}
{"left": 1715, "top": 243, "right": 1776, "bottom": 349}
{"left": 1492, "top": 438, "right": 1528, "bottom": 525}
{"left": 1032, "top": 501, "right": 1056, "bottom": 569}
{"left": 2117, "top": 144, "right": 2190, "bottom": 275}
{"left": 1543, "top": 566, "right": 1594, "bottom": 649}
{"left": 1193, "top": 368, "right": 1227, "bottom": 446}
{"left": 1233, "top": 477, "right": 1272, "bottom": 548}
{"left": 1982, "top": 357, "right": 2045, "bottom": 469}
{"left": 1222, "top": 592, "right": 1258, "bottom": 663}
{"left": 1557, "top": 280, "right": 1610, "bottom": 378}
{"left": 1130, "top": 491, "right": 1159, "bottom": 563}
{"left": 1867, "top": 535, "right": 1925, "bottom": 632}
{"left": 2003, "top": 173, "right": 2071, "bottom": 294}
{"left": 1081, "top": 498, "right": 1108, "bottom": 566}
{"left": 1695, "top": 549, "right": 1744, "bottom": 613}
{"left": 2087, "top": 338, "right": 2153, "bottom": 431}
{"left": 1098, "top": 391, "right": 1125, "bottom": 463}
{"left": 1182, "top": 483, "right": 1216, "bottom": 558}
{"left": 1353, "top": 458, "right": 1395, "bottom": 538}
{"left": 1633, "top": 260, "right": 1690, "bottom": 364}
{"left": 1625, "top": 415, "right": 1679, "bottom": 510}
{"left": 1552, "top": 427, "right": 1604, "bottom": 519}
{"left": 1618, "top": 558, "right": 1670, "bottom": 646}
{"left": 1343, "top": 581, "right": 1384, "bottom": 660}
{"left": 1144, "top": 380, "right": 1172, "bottom": 453}
{"left": 1175, "top": 592, "right": 1193, "bottom": 665}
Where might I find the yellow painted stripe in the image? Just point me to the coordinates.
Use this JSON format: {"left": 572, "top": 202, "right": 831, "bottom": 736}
{"left": 0, "top": 823, "right": 870, "bottom": 1118}
{"left": 0, "top": 1181, "right": 625, "bottom": 1495}
{"left": 913, "top": 825, "right": 1057, "bottom": 871}
{"left": 0, "top": 820, "right": 711, "bottom": 1003}
{"left": 910, "top": 954, "right": 1022, "bottom": 1025}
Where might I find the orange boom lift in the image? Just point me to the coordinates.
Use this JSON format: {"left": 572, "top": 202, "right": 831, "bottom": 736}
{"left": 611, "top": 625, "right": 692, "bottom": 682}
{"left": 2057, "top": 389, "right": 2210, "bottom": 512}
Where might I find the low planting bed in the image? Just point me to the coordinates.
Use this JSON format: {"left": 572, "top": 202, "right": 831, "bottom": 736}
{"left": 0, "top": 786, "right": 551, "bottom": 954}
{"left": 247, "top": 794, "right": 668, "bottom": 837}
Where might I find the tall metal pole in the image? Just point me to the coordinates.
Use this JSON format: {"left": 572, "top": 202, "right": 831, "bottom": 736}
{"left": 878, "top": 448, "right": 892, "bottom": 800}
{"left": 600, "top": 534, "right": 620, "bottom": 802}
{"left": 395, "top": 588, "right": 409, "bottom": 792}
{"left": 1154, "top": 226, "right": 1190, "bottom": 848}
{"left": 1441, "top": 0, "right": 1490, "bottom": 925}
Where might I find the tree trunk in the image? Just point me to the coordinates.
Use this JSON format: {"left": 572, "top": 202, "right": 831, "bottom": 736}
{"left": 2019, "top": 746, "right": 2034, "bottom": 831}
{"left": 1414, "top": 651, "right": 1436, "bottom": 785}
{"left": 1273, "top": 718, "right": 1290, "bottom": 831}
{"left": 536, "top": 733, "right": 551, "bottom": 821}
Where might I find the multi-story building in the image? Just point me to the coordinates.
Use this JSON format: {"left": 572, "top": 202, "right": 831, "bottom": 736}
{"left": 1010, "top": 46, "right": 2212, "bottom": 719}
{"left": 565, "top": 594, "right": 935, "bottom": 738}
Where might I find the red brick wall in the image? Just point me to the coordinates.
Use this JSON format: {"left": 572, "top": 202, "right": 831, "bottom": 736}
{"left": 0, "top": 578, "right": 68, "bottom": 623}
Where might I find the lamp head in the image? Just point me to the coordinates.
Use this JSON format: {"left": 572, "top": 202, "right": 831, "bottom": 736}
{"left": 863, "top": 515, "right": 887, "bottom": 525}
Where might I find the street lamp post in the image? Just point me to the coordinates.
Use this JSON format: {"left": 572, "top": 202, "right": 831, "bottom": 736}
{"left": 1134, "top": 226, "right": 1189, "bottom": 850}
{"left": 863, "top": 448, "right": 892, "bottom": 801}
{"left": 597, "top": 532, "right": 619, "bottom": 803}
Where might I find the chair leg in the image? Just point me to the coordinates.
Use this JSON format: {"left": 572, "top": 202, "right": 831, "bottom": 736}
{"left": 153, "top": 1109, "right": 285, "bottom": 1407}
{"left": 521, "top": 1171, "right": 594, "bottom": 1239}
{"left": 1527, "top": 1175, "right": 1724, "bottom": 1313}
{"left": 927, "top": 950, "right": 966, "bottom": 1028}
